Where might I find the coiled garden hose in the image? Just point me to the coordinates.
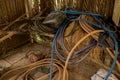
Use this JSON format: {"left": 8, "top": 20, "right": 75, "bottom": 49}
{"left": 0, "top": 59, "right": 68, "bottom": 80}
{"left": 50, "top": 10, "right": 118, "bottom": 80}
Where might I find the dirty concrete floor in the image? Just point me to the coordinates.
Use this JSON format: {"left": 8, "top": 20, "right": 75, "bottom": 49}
{"left": 0, "top": 43, "right": 109, "bottom": 80}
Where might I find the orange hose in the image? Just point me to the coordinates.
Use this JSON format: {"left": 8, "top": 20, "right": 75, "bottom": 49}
{"left": 63, "top": 30, "right": 104, "bottom": 80}
{"left": 106, "top": 48, "right": 120, "bottom": 71}
{"left": 0, "top": 59, "right": 68, "bottom": 80}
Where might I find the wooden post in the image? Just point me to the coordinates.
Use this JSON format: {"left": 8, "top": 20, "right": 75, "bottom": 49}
{"left": 24, "top": 0, "right": 33, "bottom": 18}
{"left": 112, "top": 0, "right": 120, "bottom": 27}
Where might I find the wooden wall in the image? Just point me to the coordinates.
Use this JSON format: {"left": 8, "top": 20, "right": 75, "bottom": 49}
{"left": 0, "top": 0, "right": 116, "bottom": 26}
{"left": 0, "top": 0, "right": 25, "bottom": 26}
{"left": 52, "top": 0, "right": 115, "bottom": 18}
{"left": 0, "top": 0, "right": 27, "bottom": 58}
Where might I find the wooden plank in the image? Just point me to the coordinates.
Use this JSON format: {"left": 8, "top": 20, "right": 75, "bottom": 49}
{"left": 6, "top": 0, "right": 11, "bottom": 22}
{"left": 0, "top": 1, "right": 6, "bottom": 24}
{"left": 0, "top": 1, "right": 3, "bottom": 24}
{"left": 18, "top": 0, "right": 25, "bottom": 16}
{"left": 24, "top": 0, "right": 33, "bottom": 18}
{"left": 112, "top": 0, "right": 120, "bottom": 26}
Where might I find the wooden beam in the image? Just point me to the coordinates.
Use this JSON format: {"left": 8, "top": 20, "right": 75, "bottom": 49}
{"left": 112, "top": 0, "right": 120, "bottom": 27}
{"left": 24, "top": 0, "right": 33, "bottom": 18}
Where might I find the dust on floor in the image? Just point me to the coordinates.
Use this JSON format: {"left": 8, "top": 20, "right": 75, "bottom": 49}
{"left": 0, "top": 43, "right": 114, "bottom": 80}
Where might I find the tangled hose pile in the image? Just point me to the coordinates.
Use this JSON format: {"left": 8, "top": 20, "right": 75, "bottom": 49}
{"left": 49, "top": 10, "right": 119, "bottom": 80}
{"left": 0, "top": 9, "right": 119, "bottom": 80}
{"left": 0, "top": 59, "right": 68, "bottom": 80}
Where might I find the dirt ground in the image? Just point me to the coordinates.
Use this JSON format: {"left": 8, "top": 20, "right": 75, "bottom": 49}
{"left": 0, "top": 43, "right": 118, "bottom": 80}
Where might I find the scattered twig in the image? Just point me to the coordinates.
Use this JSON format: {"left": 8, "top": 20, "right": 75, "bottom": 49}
{"left": 2, "top": 14, "right": 25, "bottom": 30}
{"left": 40, "top": 33, "right": 54, "bottom": 38}
{"left": 0, "top": 32, "right": 14, "bottom": 43}
{"left": 0, "top": 23, "right": 27, "bottom": 43}
{"left": 0, "top": 9, "right": 47, "bottom": 43}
